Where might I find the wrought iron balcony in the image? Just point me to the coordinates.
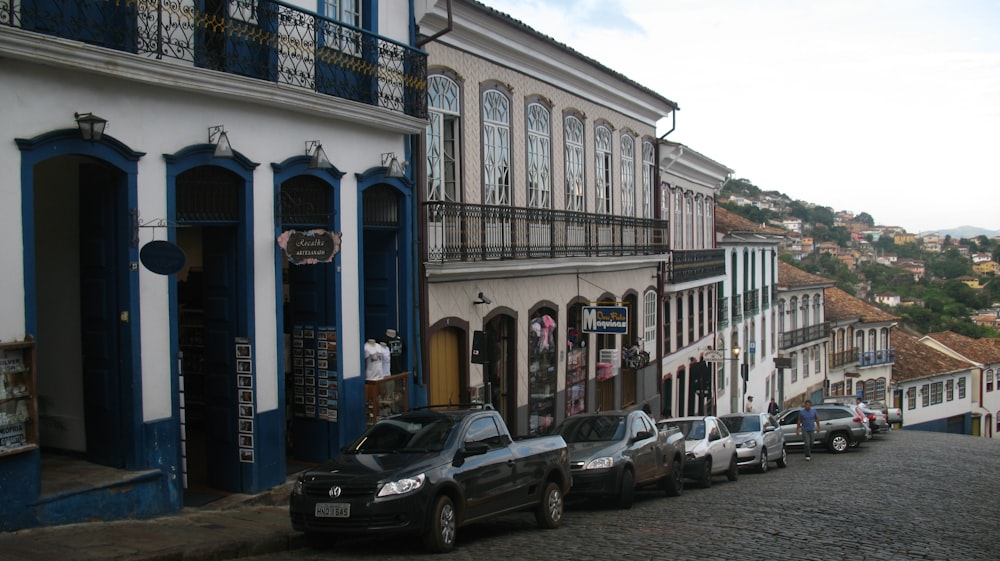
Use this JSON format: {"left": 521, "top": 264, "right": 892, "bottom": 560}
{"left": 860, "top": 349, "right": 895, "bottom": 367}
{"left": 2, "top": 0, "right": 427, "bottom": 119}
{"left": 424, "top": 201, "right": 668, "bottom": 263}
{"left": 829, "top": 347, "right": 859, "bottom": 369}
{"left": 744, "top": 288, "right": 759, "bottom": 315}
{"left": 666, "top": 249, "right": 725, "bottom": 284}
{"left": 716, "top": 296, "right": 729, "bottom": 328}
{"left": 780, "top": 322, "right": 830, "bottom": 349}
{"left": 731, "top": 294, "right": 742, "bottom": 322}
{"left": 762, "top": 287, "right": 770, "bottom": 309}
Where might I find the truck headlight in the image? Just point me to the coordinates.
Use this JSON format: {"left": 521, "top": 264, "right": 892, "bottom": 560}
{"left": 377, "top": 473, "right": 426, "bottom": 498}
{"left": 585, "top": 457, "right": 614, "bottom": 470}
{"left": 292, "top": 478, "right": 304, "bottom": 496}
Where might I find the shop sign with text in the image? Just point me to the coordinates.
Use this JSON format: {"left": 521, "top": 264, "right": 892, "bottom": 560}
{"left": 581, "top": 306, "right": 628, "bottom": 334}
{"left": 277, "top": 229, "right": 343, "bottom": 265}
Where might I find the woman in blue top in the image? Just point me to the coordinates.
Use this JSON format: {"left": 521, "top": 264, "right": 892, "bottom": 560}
{"left": 796, "top": 400, "right": 821, "bottom": 460}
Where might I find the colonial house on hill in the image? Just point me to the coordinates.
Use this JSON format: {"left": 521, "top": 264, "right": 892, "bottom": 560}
{"left": 823, "top": 286, "right": 899, "bottom": 407}
{"left": 892, "top": 331, "right": 977, "bottom": 434}
{"left": 920, "top": 331, "right": 1000, "bottom": 438}
{"left": 775, "top": 262, "right": 834, "bottom": 408}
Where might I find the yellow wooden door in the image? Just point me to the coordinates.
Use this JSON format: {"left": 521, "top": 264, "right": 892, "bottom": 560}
{"left": 428, "top": 328, "right": 461, "bottom": 406}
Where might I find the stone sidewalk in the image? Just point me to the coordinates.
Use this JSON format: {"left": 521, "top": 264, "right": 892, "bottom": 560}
{"left": 0, "top": 483, "right": 304, "bottom": 561}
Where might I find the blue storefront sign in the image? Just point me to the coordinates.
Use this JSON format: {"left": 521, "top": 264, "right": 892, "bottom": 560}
{"left": 581, "top": 306, "right": 628, "bottom": 334}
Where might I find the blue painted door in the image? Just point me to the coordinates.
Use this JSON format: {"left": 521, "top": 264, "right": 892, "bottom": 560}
{"left": 196, "top": 0, "right": 277, "bottom": 81}
{"left": 202, "top": 228, "right": 240, "bottom": 490}
{"left": 362, "top": 229, "right": 398, "bottom": 340}
{"left": 288, "top": 260, "right": 339, "bottom": 461}
{"left": 79, "top": 163, "right": 127, "bottom": 468}
{"left": 21, "top": 0, "right": 136, "bottom": 52}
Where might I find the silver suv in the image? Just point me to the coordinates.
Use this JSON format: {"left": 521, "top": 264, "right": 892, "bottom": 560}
{"left": 777, "top": 405, "right": 868, "bottom": 453}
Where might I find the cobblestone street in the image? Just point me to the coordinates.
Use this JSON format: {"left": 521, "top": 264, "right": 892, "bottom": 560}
{"left": 248, "top": 429, "right": 1000, "bottom": 561}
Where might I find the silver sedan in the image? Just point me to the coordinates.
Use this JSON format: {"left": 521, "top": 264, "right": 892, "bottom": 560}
{"left": 719, "top": 412, "right": 788, "bottom": 473}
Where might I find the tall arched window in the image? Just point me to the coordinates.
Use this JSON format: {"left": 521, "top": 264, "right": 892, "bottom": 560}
{"left": 673, "top": 189, "right": 683, "bottom": 248}
{"left": 641, "top": 140, "right": 654, "bottom": 218}
{"left": 620, "top": 134, "right": 635, "bottom": 216}
{"left": 526, "top": 101, "right": 551, "bottom": 208}
{"left": 595, "top": 124, "right": 613, "bottom": 214}
{"left": 427, "top": 74, "right": 460, "bottom": 202}
{"left": 482, "top": 88, "right": 511, "bottom": 205}
{"left": 684, "top": 193, "right": 694, "bottom": 247}
{"left": 564, "top": 114, "right": 585, "bottom": 211}
{"left": 695, "top": 197, "right": 704, "bottom": 248}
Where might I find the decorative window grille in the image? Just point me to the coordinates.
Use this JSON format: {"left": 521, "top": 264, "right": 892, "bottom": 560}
{"left": 595, "top": 125, "right": 612, "bottom": 214}
{"left": 482, "top": 90, "right": 511, "bottom": 205}
{"left": 564, "top": 116, "right": 585, "bottom": 212}
{"left": 620, "top": 134, "right": 635, "bottom": 216}
{"left": 427, "top": 75, "right": 460, "bottom": 203}
{"left": 641, "top": 141, "right": 654, "bottom": 218}
{"left": 526, "top": 103, "right": 551, "bottom": 209}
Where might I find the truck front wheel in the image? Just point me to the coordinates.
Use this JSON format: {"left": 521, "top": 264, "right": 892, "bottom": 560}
{"left": 423, "top": 495, "right": 457, "bottom": 553}
{"left": 535, "top": 481, "right": 564, "bottom": 529}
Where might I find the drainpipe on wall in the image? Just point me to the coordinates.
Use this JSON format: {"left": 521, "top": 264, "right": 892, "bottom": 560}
{"left": 655, "top": 109, "right": 677, "bottom": 414}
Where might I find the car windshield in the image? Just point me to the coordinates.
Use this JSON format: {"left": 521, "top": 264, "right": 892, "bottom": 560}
{"left": 554, "top": 415, "right": 626, "bottom": 442}
{"left": 721, "top": 416, "right": 760, "bottom": 433}
{"left": 348, "top": 416, "right": 456, "bottom": 453}
{"left": 666, "top": 419, "right": 705, "bottom": 441}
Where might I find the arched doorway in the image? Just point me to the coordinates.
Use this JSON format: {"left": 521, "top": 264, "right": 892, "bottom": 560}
{"left": 484, "top": 314, "right": 517, "bottom": 433}
{"left": 427, "top": 326, "right": 466, "bottom": 406}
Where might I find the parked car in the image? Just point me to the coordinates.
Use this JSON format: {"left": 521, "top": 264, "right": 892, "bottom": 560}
{"left": 719, "top": 412, "right": 788, "bottom": 473}
{"left": 289, "top": 406, "right": 571, "bottom": 553}
{"left": 862, "top": 407, "right": 890, "bottom": 434}
{"left": 658, "top": 416, "right": 738, "bottom": 488}
{"left": 777, "top": 404, "right": 868, "bottom": 453}
{"left": 553, "top": 409, "right": 685, "bottom": 508}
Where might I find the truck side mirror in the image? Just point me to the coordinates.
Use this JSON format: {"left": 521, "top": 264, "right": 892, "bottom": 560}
{"left": 463, "top": 441, "right": 489, "bottom": 457}
{"left": 631, "top": 430, "right": 653, "bottom": 443}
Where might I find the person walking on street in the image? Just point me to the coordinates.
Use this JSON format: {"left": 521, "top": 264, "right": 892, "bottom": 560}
{"left": 796, "top": 400, "right": 820, "bottom": 461}
{"left": 767, "top": 397, "right": 780, "bottom": 416}
{"left": 745, "top": 396, "right": 754, "bottom": 412}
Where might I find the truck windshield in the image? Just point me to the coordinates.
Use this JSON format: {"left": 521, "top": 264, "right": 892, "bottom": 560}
{"left": 553, "top": 415, "right": 626, "bottom": 442}
{"left": 348, "top": 416, "right": 456, "bottom": 453}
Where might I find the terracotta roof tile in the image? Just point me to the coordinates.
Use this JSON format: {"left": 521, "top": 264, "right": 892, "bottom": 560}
{"left": 926, "top": 331, "right": 1000, "bottom": 364}
{"left": 715, "top": 207, "right": 787, "bottom": 236}
{"left": 777, "top": 261, "right": 836, "bottom": 289}
{"left": 893, "top": 330, "right": 973, "bottom": 382}
{"left": 824, "top": 286, "right": 899, "bottom": 323}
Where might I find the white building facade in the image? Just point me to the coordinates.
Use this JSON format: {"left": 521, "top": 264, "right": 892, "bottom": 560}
{"left": 1, "top": 1, "right": 425, "bottom": 529}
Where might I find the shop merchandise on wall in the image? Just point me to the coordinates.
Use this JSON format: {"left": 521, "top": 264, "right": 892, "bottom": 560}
{"left": 528, "top": 313, "right": 557, "bottom": 434}
{"left": 292, "top": 326, "right": 339, "bottom": 422}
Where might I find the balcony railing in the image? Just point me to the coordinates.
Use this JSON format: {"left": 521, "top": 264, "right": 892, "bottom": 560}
{"left": 829, "top": 347, "right": 859, "bottom": 369}
{"left": 424, "top": 202, "right": 668, "bottom": 263}
{"left": 2, "top": 0, "right": 427, "bottom": 119}
{"left": 731, "top": 294, "right": 742, "bottom": 322}
{"left": 666, "top": 249, "right": 725, "bottom": 284}
{"left": 860, "top": 349, "right": 895, "bottom": 367}
{"left": 762, "top": 287, "right": 770, "bottom": 309}
{"left": 744, "top": 288, "right": 759, "bottom": 315}
{"left": 780, "top": 322, "right": 830, "bottom": 349}
{"left": 716, "top": 297, "right": 729, "bottom": 328}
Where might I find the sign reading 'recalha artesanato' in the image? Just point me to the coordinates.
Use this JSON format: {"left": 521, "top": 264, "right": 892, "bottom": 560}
{"left": 581, "top": 306, "right": 628, "bottom": 334}
{"left": 277, "top": 229, "right": 343, "bottom": 265}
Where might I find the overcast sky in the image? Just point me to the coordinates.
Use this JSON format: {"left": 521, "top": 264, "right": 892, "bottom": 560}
{"left": 479, "top": 0, "right": 1000, "bottom": 234}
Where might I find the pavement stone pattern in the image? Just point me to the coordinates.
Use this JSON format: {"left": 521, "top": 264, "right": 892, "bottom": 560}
{"left": 2, "top": 429, "right": 999, "bottom": 561}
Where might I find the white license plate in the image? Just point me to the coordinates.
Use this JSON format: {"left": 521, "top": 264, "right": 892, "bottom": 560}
{"left": 315, "top": 502, "right": 350, "bottom": 518}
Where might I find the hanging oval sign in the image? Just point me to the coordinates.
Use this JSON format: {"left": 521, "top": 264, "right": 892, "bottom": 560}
{"left": 140, "top": 240, "right": 187, "bottom": 275}
{"left": 276, "top": 229, "right": 343, "bottom": 265}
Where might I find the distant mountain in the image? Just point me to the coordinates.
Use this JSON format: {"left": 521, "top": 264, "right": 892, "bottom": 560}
{"left": 919, "top": 226, "right": 1000, "bottom": 239}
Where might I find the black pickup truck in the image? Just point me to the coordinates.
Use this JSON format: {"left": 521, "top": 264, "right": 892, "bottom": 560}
{"left": 289, "top": 406, "right": 571, "bottom": 552}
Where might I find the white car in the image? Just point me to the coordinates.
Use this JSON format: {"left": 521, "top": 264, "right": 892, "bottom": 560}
{"left": 658, "top": 416, "right": 738, "bottom": 488}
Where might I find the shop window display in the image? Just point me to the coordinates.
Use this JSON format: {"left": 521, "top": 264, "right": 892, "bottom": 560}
{"left": 528, "top": 309, "right": 557, "bottom": 434}
{"left": 565, "top": 324, "right": 587, "bottom": 417}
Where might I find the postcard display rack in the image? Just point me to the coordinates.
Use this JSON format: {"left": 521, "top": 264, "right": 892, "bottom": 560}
{"left": 0, "top": 337, "right": 38, "bottom": 456}
{"left": 291, "top": 326, "right": 339, "bottom": 422}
